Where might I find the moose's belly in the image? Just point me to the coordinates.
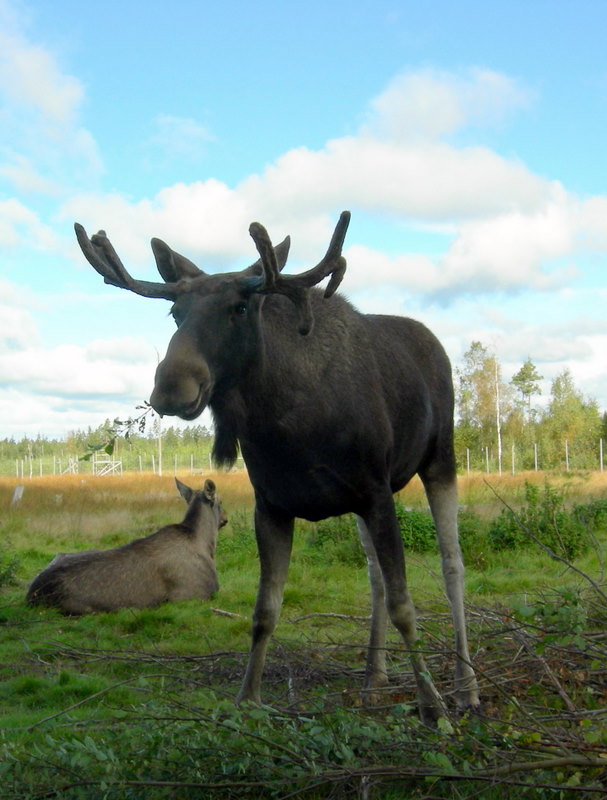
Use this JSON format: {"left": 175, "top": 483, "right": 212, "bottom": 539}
{"left": 243, "top": 447, "right": 378, "bottom": 522}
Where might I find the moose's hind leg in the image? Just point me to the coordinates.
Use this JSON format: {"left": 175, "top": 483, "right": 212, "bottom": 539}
{"left": 356, "top": 517, "right": 389, "bottom": 693}
{"left": 361, "top": 493, "right": 447, "bottom": 725}
{"left": 423, "top": 476, "right": 480, "bottom": 712}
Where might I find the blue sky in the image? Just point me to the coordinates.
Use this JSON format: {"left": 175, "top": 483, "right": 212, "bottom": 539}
{"left": 1, "top": 0, "right": 606, "bottom": 439}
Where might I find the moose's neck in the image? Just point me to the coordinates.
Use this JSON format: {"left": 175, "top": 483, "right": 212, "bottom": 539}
{"left": 182, "top": 503, "right": 217, "bottom": 554}
{"left": 210, "top": 291, "right": 350, "bottom": 469}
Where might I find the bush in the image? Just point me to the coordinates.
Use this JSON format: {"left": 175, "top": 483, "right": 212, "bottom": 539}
{"left": 487, "top": 481, "right": 589, "bottom": 560}
{"left": 573, "top": 498, "right": 607, "bottom": 531}
{"left": 310, "top": 503, "right": 439, "bottom": 565}
{"left": 0, "top": 547, "right": 20, "bottom": 589}
{"left": 394, "top": 501, "right": 436, "bottom": 553}
{"left": 309, "top": 514, "right": 365, "bottom": 566}
{"left": 457, "top": 510, "right": 488, "bottom": 570}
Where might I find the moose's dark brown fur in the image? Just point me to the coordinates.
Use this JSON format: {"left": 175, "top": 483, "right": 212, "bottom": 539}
{"left": 75, "top": 211, "right": 479, "bottom": 723}
{"left": 27, "top": 479, "right": 226, "bottom": 615}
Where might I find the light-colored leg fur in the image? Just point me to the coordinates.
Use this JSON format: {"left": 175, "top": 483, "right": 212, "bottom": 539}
{"left": 361, "top": 492, "right": 447, "bottom": 725}
{"left": 423, "top": 478, "right": 480, "bottom": 710}
{"left": 356, "top": 517, "right": 388, "bottom": 691}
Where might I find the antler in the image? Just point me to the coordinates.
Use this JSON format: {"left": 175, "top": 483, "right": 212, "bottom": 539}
{"left": 248, "top": 210, "right": 350, "bottom": 335}
{"left": 74, "top": 223, "right": 179, "bottom": 300}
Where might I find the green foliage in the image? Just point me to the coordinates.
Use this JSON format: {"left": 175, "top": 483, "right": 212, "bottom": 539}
{"left": 573, "top": 497, "right": 607, "bottom": 531}
{"left": 308, "top": 513, "right": 365, "bottom": 565}
{"left": 512, "top": 586, "right": 589, "bottom": 650}
{"left": 457, "top": 509, "right": 488, "bottom": 570}
{"left": 0, "top": 546, "right": 20, "bottom": 588}
{"left": 80, "top": 403, "right": 155, "bottom": 461}
{"left": 309, "top": 503, "right": 439, "bottom": 565}
{"left": 2, "top": 688, "right": 605, "bottom": 799}
{"left": 487, "top": 481, "right": 590, "bottom": 559}
{"left": 394, "top": 501, "right": 437, "bottom": 552}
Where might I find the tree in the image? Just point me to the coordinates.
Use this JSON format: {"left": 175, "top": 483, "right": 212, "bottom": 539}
{"left": 455, "top": 341, "right": 512, "bottom": 472}
{"left": 542, "top": 369, "right": 602, "bottom": 469}
{"left": 511, "top": 359, "right": 543, "bottom": 418}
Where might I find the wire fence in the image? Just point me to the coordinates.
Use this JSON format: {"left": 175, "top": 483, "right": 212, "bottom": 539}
{"left": 459, "top": 438, "right": 605, "bottom": 475}
{"left": 3, "top": 439, "right": 605, "bottom": 480}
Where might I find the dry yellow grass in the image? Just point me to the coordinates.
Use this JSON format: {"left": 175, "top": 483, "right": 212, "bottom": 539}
{"left": 398, "top": 469, "right": 607, "bottom": 515}
{"left": 1, "top": 470, "right": 255, "bottom": 554}
{"left": 3, "top": 468, "right": 606, "bottom": 517}
{"left": 3, "top": 467, "right": 605, "bottom": 556}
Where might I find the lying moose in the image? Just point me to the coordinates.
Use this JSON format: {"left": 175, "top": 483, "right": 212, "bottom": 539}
{"left": 26, "top": 478, "right": 227, "bottom": 615}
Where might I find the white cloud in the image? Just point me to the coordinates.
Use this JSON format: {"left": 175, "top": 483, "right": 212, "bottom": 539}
{"left": 363, "top": 68, "right": 532, "bottom": 142}
{"left": 0, "top": 280, "right": 40, "bottom": 351}
{"left": 147, "top": 114, "right": 214, "bottom": 162}
{"left": 0, "top": 338, "right": 157, "bottom": 397}
{"left": 0, "top": 0, "right": 103, "bottom": 229}
{"left": 0, "top": 154, "right": 60, "bottom": 195}
{"left": 0, "top": 199, "right": 59, "bottom": 249}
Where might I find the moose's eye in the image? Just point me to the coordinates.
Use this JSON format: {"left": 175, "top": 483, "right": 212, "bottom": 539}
{"left": 233, "top": 302, "right": 248, "bottom": 316}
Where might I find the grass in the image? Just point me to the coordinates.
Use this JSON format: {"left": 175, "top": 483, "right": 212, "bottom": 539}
{"left": 0, "top": 470, "right": 606, "bottom": 798}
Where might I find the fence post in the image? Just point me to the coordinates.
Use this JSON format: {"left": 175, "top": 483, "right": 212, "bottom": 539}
{"left": 600, "top": 438, "right": 604, "bottom": 472}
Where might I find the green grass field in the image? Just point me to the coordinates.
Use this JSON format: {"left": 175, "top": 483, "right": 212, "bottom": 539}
{"left": 0, "top": 470, "right": 606, "bottom": 798}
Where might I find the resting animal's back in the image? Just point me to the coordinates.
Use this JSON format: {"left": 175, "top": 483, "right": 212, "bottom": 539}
{"left": 26, "top": 478, "right": 224, "bottom": 615}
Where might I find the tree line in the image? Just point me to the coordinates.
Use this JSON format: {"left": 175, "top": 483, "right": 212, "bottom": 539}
{"left": 2, "top": 341, "right": 606, "bottom": 475}
{"left": 455, "top": 341, "right": 607, "bottom": 472}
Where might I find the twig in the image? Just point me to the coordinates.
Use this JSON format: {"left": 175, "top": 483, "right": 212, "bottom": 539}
{"left": 290, "top": 612, "right": 370, "bottom": 623}
{"left": 211, "top": 607, "right": 245, "bottom": 619}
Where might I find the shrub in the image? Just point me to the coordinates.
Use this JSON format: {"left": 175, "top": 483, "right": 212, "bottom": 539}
{"left": 309, "top": 514, "right": 365, "bottom": 566}
{"left": 0, "top": 547, "right": 20, "bottom": 589}
{"left": 573, "top": 498, "right": 607, "bottom": 531}
{"left": 394, "top": 501, "right": 436, "bottom": 553}
{"left": 457, "top": 510, "right": 488, "bottom": 570}
{"left": 487, "top": 481, "right": 589, "bottom": 560}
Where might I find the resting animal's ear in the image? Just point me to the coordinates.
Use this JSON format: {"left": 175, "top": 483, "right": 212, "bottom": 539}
{"left": 175, "top": 477, "right": 194, "bottom": 503}
{"left": 203, "top": 479, "right": 217, "bottom": 503}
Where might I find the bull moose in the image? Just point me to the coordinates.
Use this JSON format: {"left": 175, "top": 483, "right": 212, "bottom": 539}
{"left": 74, "top": 211, "right": 479, "bottom": 723}
{"left": 27, "top": 478, "right": 226, "bottom": 614}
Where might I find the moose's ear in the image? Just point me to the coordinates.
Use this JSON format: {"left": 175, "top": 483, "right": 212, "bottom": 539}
{"left": 273, "top": 236, "right": 291, "bottom": 272}
{"left": 151, "top": 238, "right": 203, "bottom": 283}
{"left": 248, "top": 235, "right": 291, "bottom": 277}
{"left": 203, "top": 479, "right": 217, "bottom": 503}
{"left": 175, "top": 477, "right": 194, "bottom": 503}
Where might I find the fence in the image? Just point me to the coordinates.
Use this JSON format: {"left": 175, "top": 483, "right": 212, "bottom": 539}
{"left": 6, "top": 451, "right": 246, "bottom": 479}
{"left": 4, "top": 439, "right": 605, "bottom": 480}
{"left": 460, "top": 438, "right": 605, "bottom": 476}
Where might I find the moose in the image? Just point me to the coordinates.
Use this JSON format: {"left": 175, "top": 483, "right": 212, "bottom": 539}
{"left": 27, "top": 478, "right": 226, "bottom": 615}
{"left": 74, "top": 211, "right": 479, "bottom": 723}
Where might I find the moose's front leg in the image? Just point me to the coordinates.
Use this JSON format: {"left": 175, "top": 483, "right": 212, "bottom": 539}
{"left": 236, "top": 500, "right": 294, "bottom": 705}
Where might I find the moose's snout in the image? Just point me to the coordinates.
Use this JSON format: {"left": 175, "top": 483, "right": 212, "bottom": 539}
{"left": 150, "top": 352, "right": 212, "bottom": 420}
